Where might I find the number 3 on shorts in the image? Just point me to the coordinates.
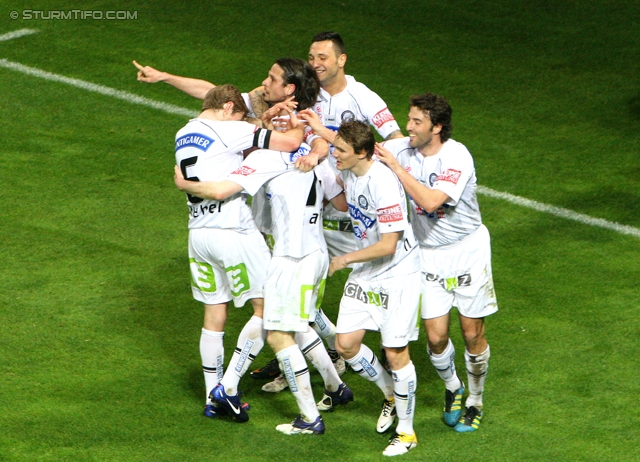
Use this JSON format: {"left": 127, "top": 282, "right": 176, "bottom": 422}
{"left": 226, "top": 263, "right": 250, "bottom": 297}
{"left": 190, "top": 258, "right": 217, "bottom": 293}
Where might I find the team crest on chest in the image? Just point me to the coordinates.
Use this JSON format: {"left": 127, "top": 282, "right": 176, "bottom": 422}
{"left": 429, "top": 173, "right": 438, "bottom": 187}
{"left": 358, "top": 195, "right": 369, "bottom": 209}
{"left": 341, "top": 110, "right": 355, "bottom": 122}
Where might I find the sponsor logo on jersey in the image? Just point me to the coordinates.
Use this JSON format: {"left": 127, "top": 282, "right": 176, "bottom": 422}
{"left": 175, "top": 133, "right": 214, "bottom": 152}
{"left": 344, "top": 282, "right": 390, "bottom": 309}
{"left": 341, "top": 110, "right": 355, "bottom": 122}
{"left": 405, "top": 166, "right": 412, "bottom": 173}
{"left": 358, "top": 195, "right": 369, "bottom": 209}
{"left": 437, "top": 169, "right": 462, "bottom": 185}
{"left": 349, "top": 203, "right": 376, "bottom": 240}
{"left": 378, "top": 204, "right": 403, "bottom": 223}
{"left": 372, "top": 107, "right": 394, "bottom": 129}
{"left": 231, "top": 166, "right": 256, "bottom": 176}
{"left": 290, "top": 143, "right": 310, "bottom": 163}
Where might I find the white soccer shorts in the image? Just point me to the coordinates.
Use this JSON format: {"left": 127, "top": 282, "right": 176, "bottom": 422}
{"left": 336, "top": 271, "right": 421, "bottom": 348}
{"left": 188, "top": 227, "right": 270, "bottom": 307}
{"left": 263, "top": 249, "right": 328, "bottom": 333}
{"left": 419, "top": 224, "right": 499, "bottom": 320}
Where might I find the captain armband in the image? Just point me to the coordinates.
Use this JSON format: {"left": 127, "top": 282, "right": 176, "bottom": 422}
{"left": 252, "top": 128, "right": 272, "bottom": 149}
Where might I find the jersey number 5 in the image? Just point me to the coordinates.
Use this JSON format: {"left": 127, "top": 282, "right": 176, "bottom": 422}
{"left": 179, "top": 156, "right": 203, "bottom": 204}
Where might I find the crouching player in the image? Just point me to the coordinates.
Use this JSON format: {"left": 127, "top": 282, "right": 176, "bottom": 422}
{"left": 300, "top": 112, "right": 421, "bottom": 457}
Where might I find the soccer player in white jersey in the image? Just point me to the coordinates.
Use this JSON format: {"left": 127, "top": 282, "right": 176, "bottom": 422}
{"left": 174, "top": 136, "right": 355, "bottom": 434}
{"left": 256, "top": 31, "right": 409, "bottom": 388}
{"left": 307, "top": 30, "right": 404, "bottom": 257}
{"left": 376, "top": 93, "right": 499, "bottom": 433}
{"left": 174, "top": 84, "right": 305, "bottom": 421}
{"left": 300, "top": 112, "right": 422, "bottom": 456}
{"left": 135, "top": 57, "right": 329, "bottom": 172}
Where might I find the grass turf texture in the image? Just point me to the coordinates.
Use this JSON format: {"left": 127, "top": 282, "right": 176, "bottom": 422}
{"left": 1, "top": 0, "right": 639, "bottom": 460}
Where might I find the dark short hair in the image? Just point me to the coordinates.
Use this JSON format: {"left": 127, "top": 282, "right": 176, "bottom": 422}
{"left": 202, "top": 84, "right": 249, "bottom": 116}
{"left": 311, "top": 31, "right": 346, "bottom": 56}
{"left": 409, "top": 93, "right": 453, "bottom": 142}
{"left": 275, "top": 57, "right": 321, "bottom": 111}
{"left": 336, "top": 120, "right": 375, "bottom": 159}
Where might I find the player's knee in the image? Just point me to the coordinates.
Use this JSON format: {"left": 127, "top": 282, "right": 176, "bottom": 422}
{"left": 335, "top": 337, "right": 356, "bottom": 359}
{"left": 427, "top": 333, "right": 449, "bottom": 354}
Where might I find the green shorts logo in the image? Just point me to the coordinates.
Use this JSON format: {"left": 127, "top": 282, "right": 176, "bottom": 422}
{"left": 226, "top": 263, "right": 250, "bottom": 297}
{"left": 190, "top": 258, "right": 216, "bottom": 293}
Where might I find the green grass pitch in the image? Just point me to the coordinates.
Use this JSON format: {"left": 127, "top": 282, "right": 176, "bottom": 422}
{"left": 1, "top": 1, "right": 639, "bottom": 460}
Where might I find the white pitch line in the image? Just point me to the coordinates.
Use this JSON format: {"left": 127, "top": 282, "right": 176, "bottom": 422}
{"left": 0, "top": 29, "right": 39, "bottom": 42}
{"left": 478, "top": 185, "right": 640, "bottom": 238}
{"left": 0, "top": 58, "right": 199, "bottom": 118}
{"left": 0, "top": 56, "right": 637, "bottom": 239}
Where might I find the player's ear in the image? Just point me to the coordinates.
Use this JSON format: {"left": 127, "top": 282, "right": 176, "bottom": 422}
{"left": 285, "top": 83, "right": 296, "bottom": 98}
{"left": 338, "top": 53, "right": 347, "bottom": 69}
{"left": 432, "top": 123, "right": 443, "bottom": 136}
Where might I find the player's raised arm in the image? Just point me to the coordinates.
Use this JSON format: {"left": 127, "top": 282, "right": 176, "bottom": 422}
{"left": 133, "top": 60, "right": 215, "bottom": 100}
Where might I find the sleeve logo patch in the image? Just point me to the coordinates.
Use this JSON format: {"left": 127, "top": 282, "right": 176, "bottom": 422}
{"left": 378, "top": 204, "right": 403, "bottom": 223}
{"left": 231, "top": 166, "right": 256, "bottom": 176}
{"left": 175, "top": 133, "right": 214, "bottom": 152}
{"left": 437, "top": 169, "right": 461, "bottom": 185}
{"left": 372, "top": 108, "right": 395, "bottom": 129}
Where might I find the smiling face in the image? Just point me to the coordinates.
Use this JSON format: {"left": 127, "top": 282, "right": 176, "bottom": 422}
{"left": 308, "top": 40, "right": 345, "bottom": 87}
{"left": 406, "top": 106, "right": 442, "bottom": 153}
{"left": 261, "top": 63, "right": 294, "bottom": 103}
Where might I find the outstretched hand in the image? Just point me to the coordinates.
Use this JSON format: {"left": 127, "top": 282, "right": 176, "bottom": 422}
{"left": 133, "top": 60, "right": 166, "bottom": 83}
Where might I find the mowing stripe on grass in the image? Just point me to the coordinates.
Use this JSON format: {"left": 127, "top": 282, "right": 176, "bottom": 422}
{"left": 0, "top": 58, "right": 199, "bottom": 118}
{"left": 0, "top": 29, "right": 39, "bottom": 42}
{"left": 2, "top": 57, "right": 638, "bottom": 239}
{"left": 478, "top": 186, "right": 640, "bottom": 238}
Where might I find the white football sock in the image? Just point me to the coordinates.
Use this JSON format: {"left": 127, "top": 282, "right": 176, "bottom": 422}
{"left": 392, "top": 361, "right": 417, "bottom": 435}
{"left": 465, "top": 345, "right": 490, "bottom": 410}
{"left": 345, "top": 344, "right": 394, "bottom": 398}
{"left": 310, "top": 308, "right": 337, "bottom": 351}
{"left": 221, "top": 316, "right": 266, "bottom": 395}
{"left": 200, "top": 328, "right": 224, "bottom": 404}
{"left": 296, "top": 327, "right": 341, "bottom": 393}
{"left": 428, "top": 338, "right": 462, "bottom": 391}
{"left": 277, "top": 344, "right": 319, "bottom": 422}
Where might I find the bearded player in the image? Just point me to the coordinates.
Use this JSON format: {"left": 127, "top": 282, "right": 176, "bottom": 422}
{"left": 376, "top": 93, "right": 498, "bottom": 433}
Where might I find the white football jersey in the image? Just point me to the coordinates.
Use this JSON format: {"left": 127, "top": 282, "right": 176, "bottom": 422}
{"left": 264, "top": 169, "right": 326, "bottom": 258}
{"left": 341, "top": 161, "right": 419, "bottom": 280}
{"left": 227, "top": 147, "right": 327, "bottom": 258}
{"left": 382, "top": 137, "right": 483, "bottom": 247}
{"left": 314, "top": 75, "right": 400, "bottom": 139}
{"left": 312, "top": 75, "right": 399, "bottom": 223}
{"left": 175, "top": 118, "right": 262, "bottom": 231}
